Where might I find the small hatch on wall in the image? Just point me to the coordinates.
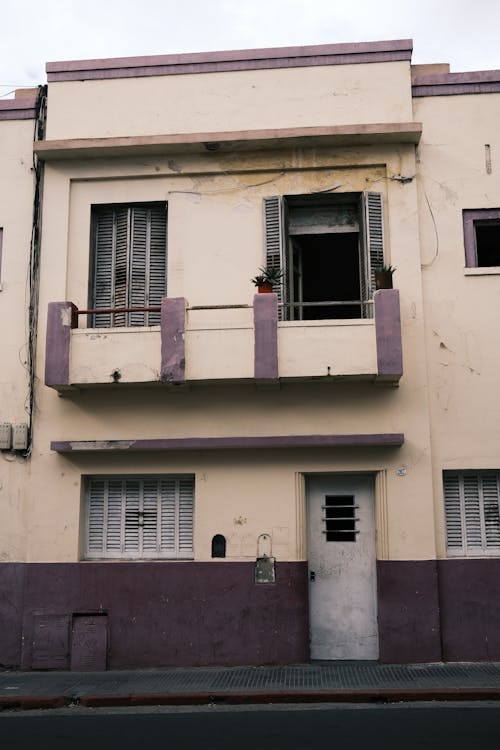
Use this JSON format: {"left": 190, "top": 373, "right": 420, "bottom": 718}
{"left": 211, "top": 534, "right": 226, "bottom": 558}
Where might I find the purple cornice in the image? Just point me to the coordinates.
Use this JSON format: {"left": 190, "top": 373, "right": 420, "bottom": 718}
{"left": 413, "top": 70, "right": 500, "bottom": 97}
{"left": 0, "top": 98, "right": 36, "bottom": 121}
{"left": 375, "top": 289, "right": 403, "bottom": 381}
{"left": 46, "top": 39, "right": 413, "bottom": 82}
{"left": 254, "top": 293, "right": 278, "bottom": 381}
{"left": 45, "top": 302, "right": 78, "bottom": 389}
{"left": 160, "top": 297, "right": 186, "bottom": 384}
{"left": 50, "top": 433, "right": 404, "bottom": 452}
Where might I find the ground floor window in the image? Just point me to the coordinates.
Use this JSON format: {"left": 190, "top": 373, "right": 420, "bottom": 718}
{"left": 444, "top": 471, "right": 500, "bottom": 556}
{"left": 85, "top": 475, "right": 194, "bottom": 559}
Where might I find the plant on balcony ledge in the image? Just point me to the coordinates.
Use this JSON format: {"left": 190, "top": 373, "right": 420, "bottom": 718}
{"left": 375, "top": 265, "right": 396, "bottom": 290}
{"left": 251, "top": 266, "right": 283, "bottom": 293}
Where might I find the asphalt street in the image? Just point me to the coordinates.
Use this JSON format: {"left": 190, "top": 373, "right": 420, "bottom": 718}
{"left": 2, "top": 703, "right": 500, "bottom": 749}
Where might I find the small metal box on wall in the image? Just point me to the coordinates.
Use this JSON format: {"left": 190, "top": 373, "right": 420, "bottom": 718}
{"left": 255, "top": 533, "right": 275, "bottom": 583}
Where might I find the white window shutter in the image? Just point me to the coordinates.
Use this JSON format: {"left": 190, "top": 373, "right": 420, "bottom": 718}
{"left": 124, "top": 481, "right": 141, "bottom": 554}
{"left": 93, "top": 211, "right": 114, "bottom": 328}
{"left": 128, "top": 208, "right": 148, "bottom": 327}
{"left": 113, "top": 208, "right": 129, "bottom": 326}
{"left": 481, "top": 474, "right": 500, "bottom": 548}
{"left": 363, "top": 192, "right": 385, "bottom": 314}
{"left": 178, "top": 478, "right": 195, "bottom": 556}
{"left": 86, "top": 476, "right": 194, "bottom": 559}
{"left": 148, "top": 205, "right": 168, "bottom": 325}
{"left": 87, "top": 479, "right": 105, "bottom": 554}
{"left": 106, "top": 480, "right": 124, "bottom": 553}
{"left": 92, "top": 204, "right": 167, "bottom": 328}
{"left": 443, "top": 473, "right": 463, "bottom": 552}
{"left": 463, "top": 474, "right": 482, "bottom": 549}
{"left": 264, "top": 196, "right": 285, "bottom": 318}
{"left": 444, "top": 472, "right": 500, "bottom": 556}
{"left": 142, "top": 480, "right": 160, "bottom": 552}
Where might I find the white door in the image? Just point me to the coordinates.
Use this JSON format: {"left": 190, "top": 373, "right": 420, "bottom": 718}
{"left": 307, "top": 474, "right": 378, "bottom": 660}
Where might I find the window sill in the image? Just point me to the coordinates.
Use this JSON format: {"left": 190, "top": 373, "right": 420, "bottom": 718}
{"left": 464, "top": 267, "right": 500, "bottom": 276}
{"left": 278, "top": 319, "right": 374, "bottom": 328}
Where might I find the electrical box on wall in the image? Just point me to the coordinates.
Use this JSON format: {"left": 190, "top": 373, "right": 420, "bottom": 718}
{"left": 0, "top": 423, "right": 12, "bottom": 450}
{"left": 12, "top": 423, "right": 28, "bottom": 450}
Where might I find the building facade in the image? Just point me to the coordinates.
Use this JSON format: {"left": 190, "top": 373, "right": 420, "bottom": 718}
{"left": 1, "top": 39, "right": 500, "bottom": 670}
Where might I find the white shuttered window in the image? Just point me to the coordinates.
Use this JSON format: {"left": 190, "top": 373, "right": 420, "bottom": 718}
{"left": 91, "top": 203, "right": 167, "bottom": 327}
{"left": 444, "top": 471, "right": 500, "bottom": 556}
{"left": 86, "top": 476, "right": 194, "bottom": 559}
{"left": 264, "top": 191, "right": 385, "bottom": 321}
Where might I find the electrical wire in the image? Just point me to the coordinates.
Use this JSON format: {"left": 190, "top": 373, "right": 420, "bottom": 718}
{"left": 23, "top": 84, "right": 47, "bottom": 458}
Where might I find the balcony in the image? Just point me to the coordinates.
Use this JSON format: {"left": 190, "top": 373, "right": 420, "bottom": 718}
{"left": 44, "top": 291, "right": 402, "bottom": 391}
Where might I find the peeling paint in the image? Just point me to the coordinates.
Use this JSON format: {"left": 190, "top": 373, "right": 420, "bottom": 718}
{"left": 69, "top": 440, "right": 135, "bottom": 451}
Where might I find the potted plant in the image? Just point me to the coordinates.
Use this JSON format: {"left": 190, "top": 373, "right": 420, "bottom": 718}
{"left": 375, "top": 265, "right": 396, "bottom": 290}
{"left": 251, "top": 266, "right": 283, "bottom": 293}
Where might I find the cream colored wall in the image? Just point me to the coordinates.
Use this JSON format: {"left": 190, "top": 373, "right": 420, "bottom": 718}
{"left": 0, "top": 119, "right": 35, "bottom": 561}
{"left": 45, "top": 61, "right": 413, "bottom": 141}
{"left": 415, "top": 92, "right": 500, "bottom": 558}
{"left": 26, "top": 129, "right": 436, "bottom": 564}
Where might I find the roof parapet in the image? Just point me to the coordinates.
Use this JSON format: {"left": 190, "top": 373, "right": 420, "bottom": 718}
{"left": 46, "top": 39, "right": 413, "bottom": 82}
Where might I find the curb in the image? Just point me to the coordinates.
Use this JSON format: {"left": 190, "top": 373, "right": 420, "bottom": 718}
{"left": 4, "top": 688, "right": 500, "bottom": 711}
{"left": 77, "top": 688, "right": 500, "bottom": 707}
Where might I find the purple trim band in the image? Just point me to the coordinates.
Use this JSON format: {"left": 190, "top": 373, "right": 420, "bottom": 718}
{"left": 46, "top": 39, "right": 412, "bottom": 82}
{"left": 0, "top": 98, "right": 36, "bottom": 120}
{"left": 254, "top": 293, "right": 278, "bottom": 380}
{"left": 463, "top": 208, "right": 500, "bottom": 267}
{"left": 45, "top": 302, "right": 78, "bottom": 388}
{"left": 374, "top": 289, "right": 403, "bottom": 380}
{"left": 413, "top": 70, "right": 500, "bottom": 97}
{"left": 50, "top": 433, "right": 404, "bottom": 452}
{"left": 160, "top": 297, "right": 186, "bottom": 384}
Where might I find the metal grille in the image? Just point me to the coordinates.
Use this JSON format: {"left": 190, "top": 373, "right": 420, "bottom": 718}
{"left": 322, "top": 495, "right": 358, "bottom": 542}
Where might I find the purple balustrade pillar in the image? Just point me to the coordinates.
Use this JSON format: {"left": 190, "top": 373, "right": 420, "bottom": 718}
{"left": 161, "top": 297, "right": 186, "bottom": 384}
{"left": 254, "top": 293, "right": 278, "bottom": 381}
{"left": 45, "top": 301, "right": 78, "bottom": 388}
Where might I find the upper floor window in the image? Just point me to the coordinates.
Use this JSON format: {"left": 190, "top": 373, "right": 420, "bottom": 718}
{"left": 85, "top": 475, "right": 194, "bottom": 560}
{"left": 264, "top": 192, "right": 384, "bottom": 320}
{"left": 463, "top": 208, "right": 500, "bottom": 268}
{"left": 444, "top": 471, "right": 500, "bottom": 556}
{"left": 90, "top": 202, "right": 167, "bottom": 327}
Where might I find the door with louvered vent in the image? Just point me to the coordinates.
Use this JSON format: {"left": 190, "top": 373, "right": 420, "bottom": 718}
{"left": 306, "top": 474, "right": 378, "bottom": 660}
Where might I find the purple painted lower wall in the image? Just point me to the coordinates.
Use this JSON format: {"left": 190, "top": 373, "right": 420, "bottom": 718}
{"left": 0, "top": 565, "right": 24, "bottom": 668}
{"left": 0, "top": 562, "right": 308, "bottom": 670}
{"left": 377, "top": 560, "right": 442, "bottom": 663}
{"left": 438, "top": 559, "right": 500, "bottom": 661}
{"left": 4, "top": 559, "right": 500, "bottom": 669}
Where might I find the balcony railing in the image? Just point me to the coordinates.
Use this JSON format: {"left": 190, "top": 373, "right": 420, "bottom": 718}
{"left": 45, "top": 291, "right": 402, "bottom": 390}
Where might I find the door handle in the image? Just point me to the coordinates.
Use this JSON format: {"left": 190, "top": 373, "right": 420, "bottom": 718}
{"left": 309, "top": 570, "right": 316, "bottom": 582}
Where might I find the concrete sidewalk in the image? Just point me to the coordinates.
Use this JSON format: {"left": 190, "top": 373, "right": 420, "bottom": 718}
{"left": 2, "top": 662, "right": 500, "bottom": 710}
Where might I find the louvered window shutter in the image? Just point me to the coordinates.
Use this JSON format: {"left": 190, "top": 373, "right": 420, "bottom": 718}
{"left": 178, "top": 478, "right": 195, "bottom": 556}
{"left": 362, "top": 192, "right": 385, "bottom": 318}
{"left": 92, "top": 204, "right": 167, "bottom": 327}
{"left": 264, "top": 197, "right": 285, "bottom": 319}
{"left": 86, "top": 476, "right": 194, "bottom": 559}
{"left": 444, "top": 472, "right": 500, "bottom": 556}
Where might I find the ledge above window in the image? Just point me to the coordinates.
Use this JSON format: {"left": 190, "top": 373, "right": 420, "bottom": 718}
{"left": 33, "top": 122, "right": 422, "bottom": 161}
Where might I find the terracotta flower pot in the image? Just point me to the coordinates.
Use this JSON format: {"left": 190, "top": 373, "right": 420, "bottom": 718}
{"left": 257, "top": 282, "right": 274, "bottom": 293}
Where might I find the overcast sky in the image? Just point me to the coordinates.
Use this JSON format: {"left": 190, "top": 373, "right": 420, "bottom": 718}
{"left": 2, "top": 0, "right": 500, "bottom": 97}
